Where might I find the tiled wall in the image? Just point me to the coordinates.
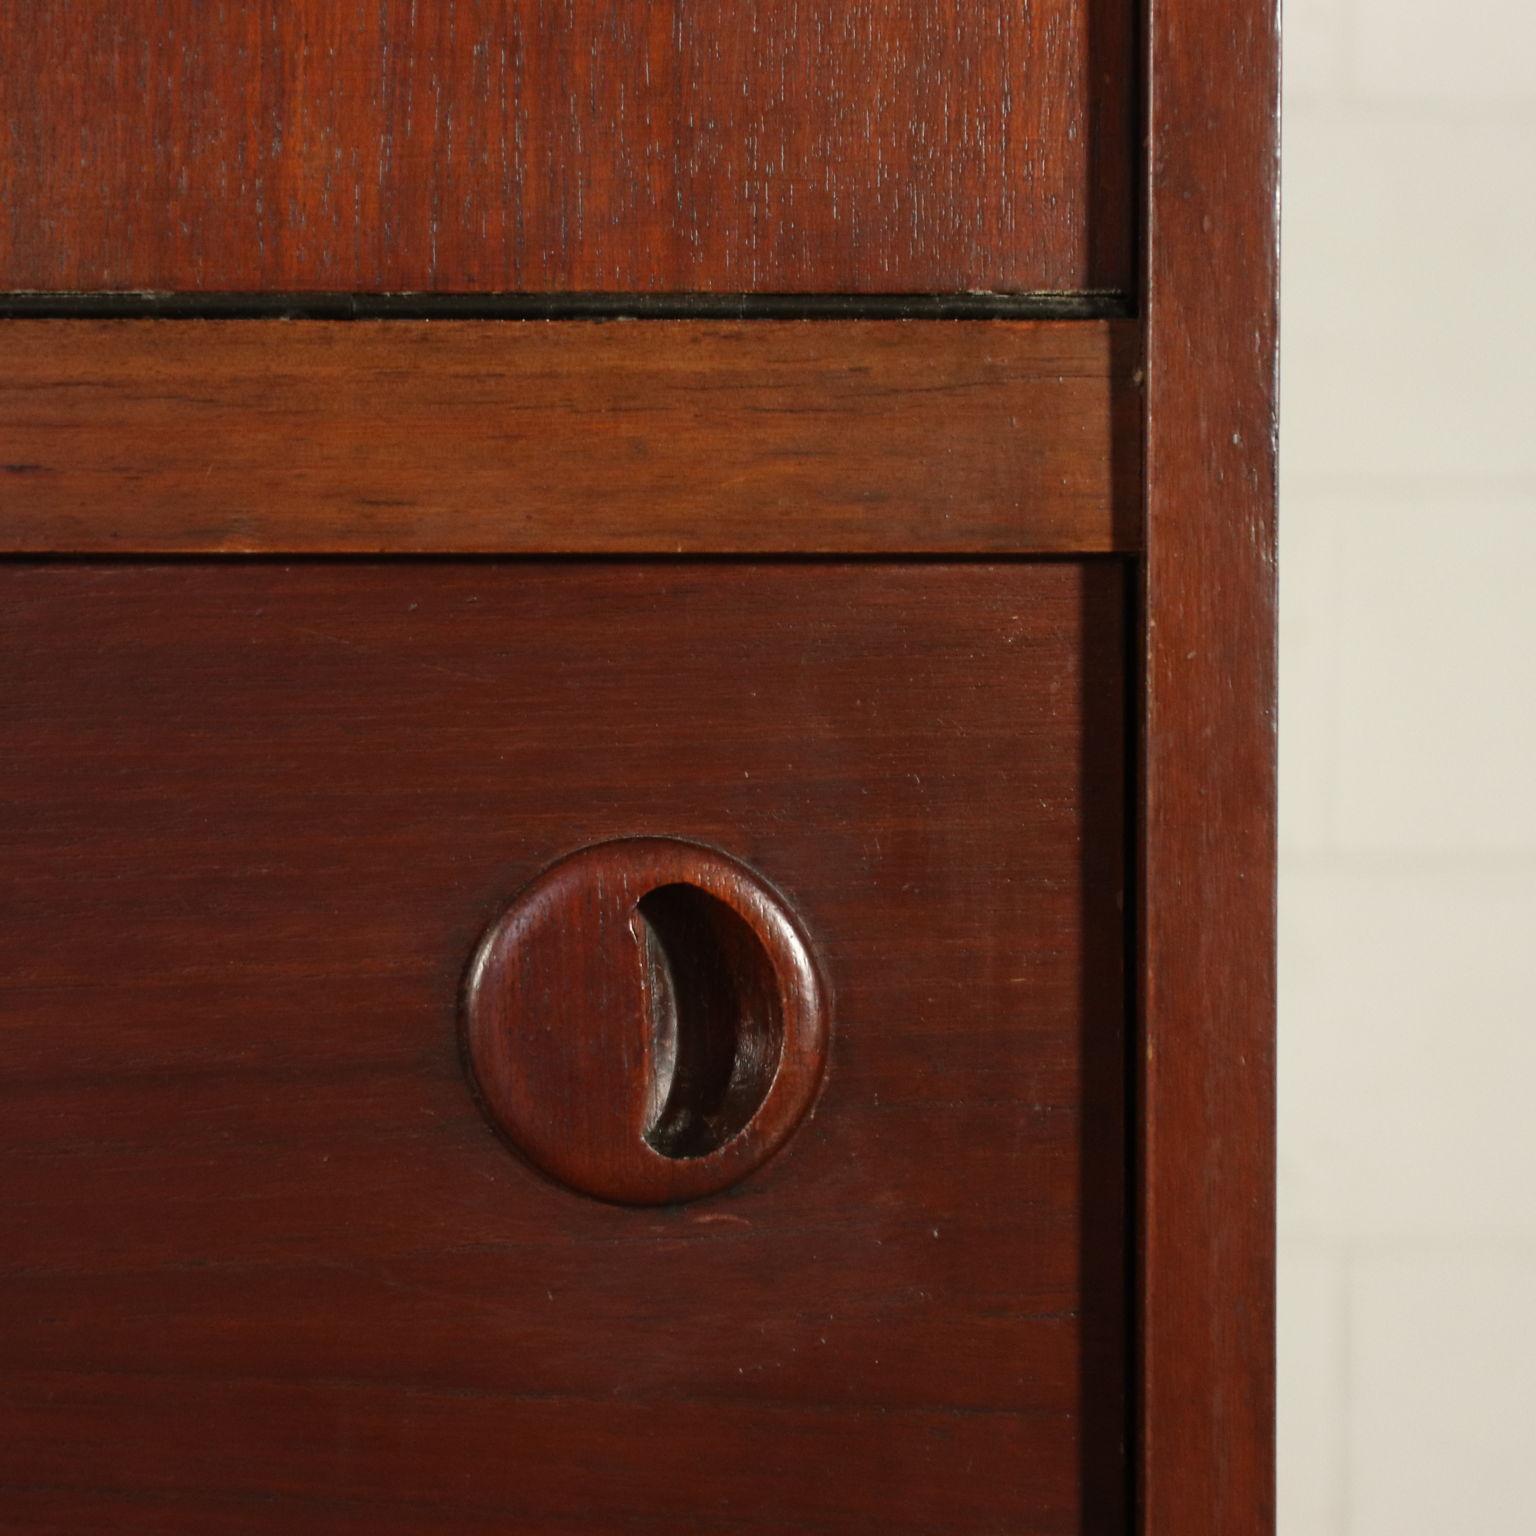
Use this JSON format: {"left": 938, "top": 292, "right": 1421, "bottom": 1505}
{"left": 1280, "top": 3, "right": 1536, "bottom": 1531}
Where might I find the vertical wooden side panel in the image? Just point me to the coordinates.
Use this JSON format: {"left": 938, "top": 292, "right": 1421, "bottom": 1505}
{"left": 1140, "top": 0, "right": 1278, "bottom": 1531}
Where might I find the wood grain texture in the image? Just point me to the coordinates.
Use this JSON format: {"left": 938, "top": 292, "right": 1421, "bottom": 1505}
{"left": 1139, "top": 0, "right": 1279, "bottom": 1530}
{"left": 465, "top": 837, "right": 829, "bottom": 1205}
{"left": 0, "top": 561, "right": 1129, "bottom": 1534}
{"left": 0, "top": 319, "right": 1141, "bottom": 555}
{"left": 0, "top": 0, "right": 1135, "bottom": 296}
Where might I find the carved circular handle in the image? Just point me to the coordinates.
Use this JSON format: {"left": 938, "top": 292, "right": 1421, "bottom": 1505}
{"left": 463, "top": 838, "right": 829, "bottom": 1205}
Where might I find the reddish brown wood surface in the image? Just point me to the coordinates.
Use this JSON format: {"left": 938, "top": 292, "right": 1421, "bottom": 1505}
{"left": 0, "top": 560, "right": 1129, "bottom": 1534}
{"left": 465, "top": 837, "right": 830, "bottom": 1205}
{"left": 0, "top": 1, "right": 1135, "bottom": 296}
{"left": 0, "top": 319, "right": 1140, "bottom": 555}
{"left": 1139, "top": 0, "right": 1279, "bottom": 1530}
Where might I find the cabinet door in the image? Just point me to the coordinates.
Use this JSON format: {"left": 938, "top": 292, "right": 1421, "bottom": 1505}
{"left": 0, "top": 1, "right": 1135, "bottom": 296}
{"left": 0, "top": 559, "right": 1127, "bottom": 1534}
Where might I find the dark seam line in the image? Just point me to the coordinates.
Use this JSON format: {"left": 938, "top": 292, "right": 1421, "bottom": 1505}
{"left": 0, "top": 551, "right": 1142, "bottom": 567}
{"left": 0, "top": 290, "right": 1136, "bottom": 322}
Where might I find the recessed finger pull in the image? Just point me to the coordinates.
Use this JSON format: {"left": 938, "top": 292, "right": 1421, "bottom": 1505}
{"left": 463, "top": 838, "right": 829, "bottom": 1205}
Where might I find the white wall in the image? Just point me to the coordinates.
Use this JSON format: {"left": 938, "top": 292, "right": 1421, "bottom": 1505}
{"left": 1280, "top": 3, "right": 1536, "bottom": 1531}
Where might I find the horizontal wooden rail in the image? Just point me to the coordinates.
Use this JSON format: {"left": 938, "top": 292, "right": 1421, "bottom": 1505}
{"left": 0, "top": 320, "right": 1139, "bottom": 555}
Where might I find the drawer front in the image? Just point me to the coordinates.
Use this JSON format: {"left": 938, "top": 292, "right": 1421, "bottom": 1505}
{"left": 0, "top": 559, "right": 1127, "bottom": 1534}
{"left": 0, "top": 3, "right": 1135, "bottom": 296}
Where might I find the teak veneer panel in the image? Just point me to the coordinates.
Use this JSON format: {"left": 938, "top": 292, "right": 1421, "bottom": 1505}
{"left": 0, "top": 0, "right": 1135, "bottom": 295}
{"left": 0, "top": 319, "right": 1139, "bottom": 555}
{"left": 0, "top": 559, "right": 1129, "bottom": 1535}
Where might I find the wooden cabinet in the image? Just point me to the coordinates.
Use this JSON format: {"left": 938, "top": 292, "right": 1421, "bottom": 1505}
{"left": 0, "top": 4, "right": 1276, "bottom": 1532}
